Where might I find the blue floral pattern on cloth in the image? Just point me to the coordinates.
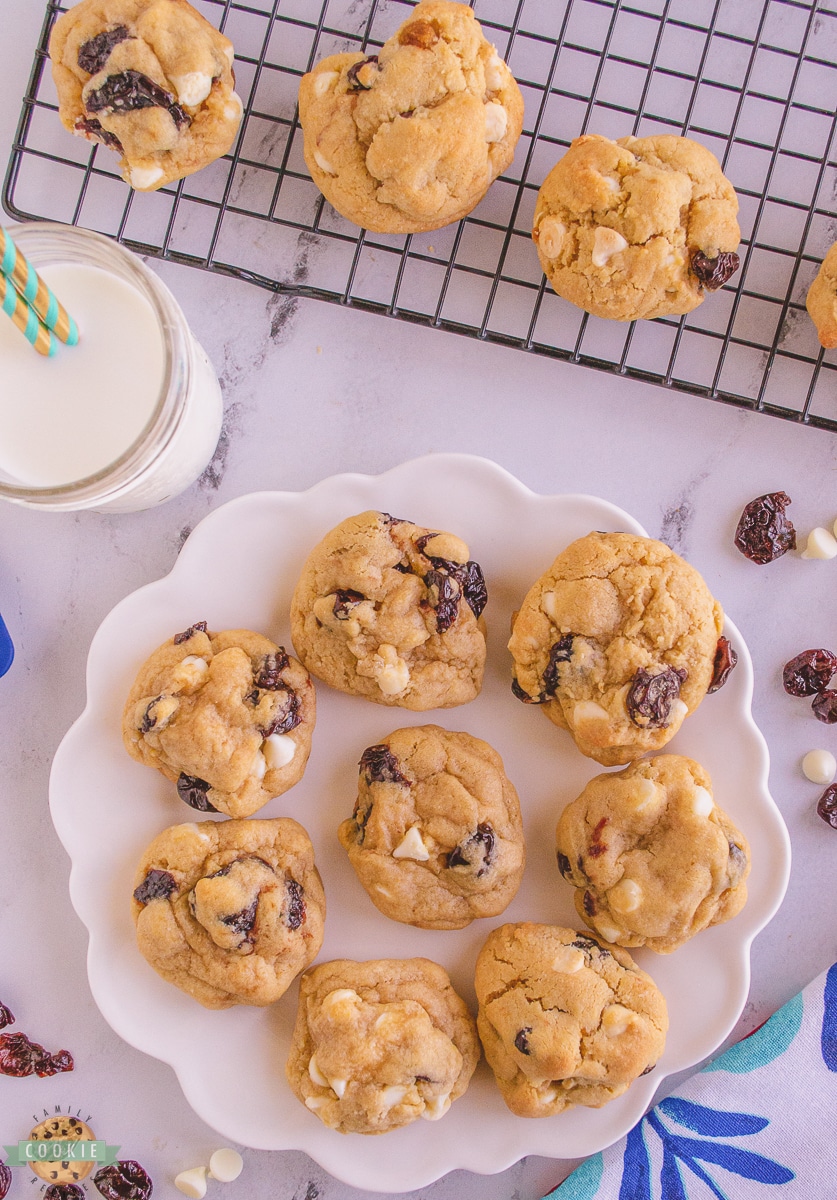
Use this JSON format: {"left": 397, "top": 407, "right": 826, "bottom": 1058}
{"left": 546, "top": 962, "right": 837, "bottom": 1199}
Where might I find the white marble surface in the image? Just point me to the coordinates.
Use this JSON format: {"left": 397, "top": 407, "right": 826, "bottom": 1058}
{"left": 2, "top": 5, "right": 837, "bottom": 1200}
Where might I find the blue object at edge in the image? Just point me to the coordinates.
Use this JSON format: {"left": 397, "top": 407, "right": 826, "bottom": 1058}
{"left": 0, "top": 612, "right": 14, "bottom": 677}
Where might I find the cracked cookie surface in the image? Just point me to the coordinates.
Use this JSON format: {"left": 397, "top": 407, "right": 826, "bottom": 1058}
{"left": 474, "top": 922, "right": 667, "bottom": 1117}
{"left": 338, "top": 725, "right": 524, "bottom": 929}
{"left": 50, "top": 0, "right": 242, "bottom": 190}
{"left": 533, "top": 133, "right": 740, "bottom": 321}
{"left": 122, "top": 624, "right": 316, "bottom": 818}
{"left": 290, "top": 510, "right": 487, "bottom": 710}
{"left": 297, "top": 0, "right": 524, "bottom": 233}
{"left": 556, "top": 755, "right": 750, "bottom": 953}
{"left": 508, "top": 531, "right": 725, "bottom": 766}
{"left": 806, "top": 241, "right": 837, "bottom": 348}
{"left": 131, "top": 817, "right": 325, "bottom": 1008}
{"left": 286, "top": 957, "right": 480, "bottom": 1134}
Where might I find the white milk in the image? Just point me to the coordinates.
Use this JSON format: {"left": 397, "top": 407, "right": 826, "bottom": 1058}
{"left": 0, "top": 263, "right": 165, "bottom": 487}
{"left": 0, "top": 224, "right": 223, "bottom": 513}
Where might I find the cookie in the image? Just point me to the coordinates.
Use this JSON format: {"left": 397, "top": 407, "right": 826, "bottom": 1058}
{"left": 533, "top": 133, "right": 740, "bottom": 321}
{"left": 474, "top": 923, "right": 667, "bottom": 1117}
{"left": 806, "top": 241, "right": 837, "bottom": 348}
{"left": 297, "top": 0, "right": 524, "bottom": 234}
{"left": 285, "top": 957, "right": 479, "bottom": 1133}
{"left": 556, "top": 755, "right": 750, "bottom": 953}
{"left": 338, "top": 725, "right": 524, "bottom": 929}
{"left": 122, "top": 623, "right": 316, "bottom": 818}
{"left": 131, "top": 817, "right": 325, "bottom": 1008}
{"left": 290, "top": 511, "right": 487, "bottom": 710}
{"left": 49, "top": 0, "right": 242, "bottom": 191}
{"left": 508, "top": 531, "right": 726, "bottom": 766}
{"left": 29, "top": 1116, "right": 96, "bottom": 1184}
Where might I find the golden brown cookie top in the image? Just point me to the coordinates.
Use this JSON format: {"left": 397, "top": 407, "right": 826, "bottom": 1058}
{"left": 297, "top": 0, "right": 524, "bottom": 232}
{"left": 474, "top": 922, "right": 668, "bottom": 1117}
{"left": 49, "top": 0, "right": 241, "bottom": 190}
{"left": 556, "top": 755, "right": 751, "bottom": 953}
{"left": 806, "top": 241, "right": 837, "bottom": 349}
{"left": 533, "top": 133, "right": 740, "bottom": 321}
{"left": 131, "top": 817, "right": 325, "bottom": 1008}
{"left": 285, "top": 956, "right": 480, "bottom": 1133}
{"left": 508, "top": 531, "right": 726, "bottom": 765}
{"left": 290, "top": 510, "right": 488, "bottom": 710}
{"left": 122, "top": 624, "right": 316, "bottom": 818}
{"left": 338, "top": 724, "right": 525, "bottom": 929}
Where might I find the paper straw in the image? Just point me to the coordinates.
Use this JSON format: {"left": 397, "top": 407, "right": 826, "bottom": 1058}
{"left": 0, "top": 270, "right": 57, "bottom": 357}
{"left": 0, "top": 226, "right": 79, "bottom": 346}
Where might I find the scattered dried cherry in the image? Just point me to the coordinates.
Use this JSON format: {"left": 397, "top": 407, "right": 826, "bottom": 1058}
{"left": 93, "top": 1160, "right": 154, "bottom": 1200}
{"left": 626, "top": 666, "right": 687, "bottom": 728}
{"left": 133, "top": 869, "right": 177, "bottom": 906}
{"left": 360, "top": 745, "right": 410, "bottom": 784}
{"left": 0, "top": 1002, "right": 14, "bottom": 1029}
{"left": 447, "top": 823, "right": 495, "bottom": 874}
{"left": 734, "top": 492, "right": 796, "bottom": 564}
{"left": 690, "top": 249, "right": 740, "bottom": 290}
{"left": 254, "top": 650, "right": 290, "bottom": 688}
{"left": 173, "top": 620, "right": 208, "bottom": 645}
{"left": 85, "top": 70, "right": 189, "bottom": 129}
{"left": 0, "top": 1162, "right": 10, "bottom": 1200}
{"left": 77, "top": 25, "right": 131, "bottom": 74}
{"left": 817, "top": 784, "right": 837, "bottom": 828}
{"left": 45, "top": 1186, "right": 85, "bottom": 1200}
{"left": 284, "top": 878, "right": 305, "bottom": 929}
{"left": 813, "top": 689, "right": 837, "bottom": 724}
{"left": 782, "top": 649, "right": 837, "bottom": 697}
{"left": 0, "top": 1032, "right": 73, "bottom": 1077}
{"left": 176, "top": 773, "right": 218, "bottom": 812}
{"left": 707, "top": 636, "right": 738, "bottom": 693}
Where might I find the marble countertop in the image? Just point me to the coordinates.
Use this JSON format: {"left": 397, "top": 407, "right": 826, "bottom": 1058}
{"left": 2, "top": 5, "right": 837, "bottom": 1200}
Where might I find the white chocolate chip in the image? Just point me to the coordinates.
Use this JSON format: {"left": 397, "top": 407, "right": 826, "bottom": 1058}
{"left": 420, "top": 532, "right": 469, "bottom": 562}
{"left": 171, "top": 71, "right": 213, "bottom": 107}
{"left": 537, "top": 1083, "right": 561, "bottom": 1104}
{"left": 551, "top": 945, "right": 585, "bottom": 973}
{"left": 629, "top": 778, "right": 659, "bottom": 812}
{"left": 208, "top": 1149, "right": 243, "bottom": 1183}
{"left": 669, "top": 698, "right": 688, "bottom": 724}
{"left": 305, "top": 1095, "right": 328, "bottom": 1110}
{"left": 832, "top": 516, "right": 837, "bottom": 540}
{"left": 593, "top": 917, "right": 622, "bottom": 942}
{"left": 328, "top": 1076, "right": 348, "bottom": 1098}
{"left": 182, "top": 822, "right": 211, "bottom": 842}
{"left": 380, "top": 1085, "right": 407, "bottom": 1110}
{"left": 422, "top": 1092, "right": 451, "bottom": 1120}
{"left": 591, "top": 226, "right": 629, "bottom": 267}
{"left": 250, "top": 750, "right": 267, "bottom": 781}
{"left": 224, "top": 44, "right": 235, "bottom": 65}
{"left": 692, "top": 785, "right": 714, "bottom": 817}
{"left": 314, "top": 69, "right": 339, "bottom": 96}
{"left": 263, "top": 732, "right": 296, "bottom": 769}
{"left": 175, "top": 1168, "right": 208, "bottom": 1199}
{"left": 573, "top": 700, "right": 610, "bottom": 724}
{"left": 535, "top": 216, "right": 567, "bottom": 260}
{"left": 128, "top": 164, "right": 164, "bottom": 190}
{"left": 392, "top": 825, "right": 430, "bottom": 861}
{"left": 602, "top": 1003, "right": 635, "bottom": 1036}
{"left": 308, "top": 1055, "right": 329, "bottom": 1087}
{"left": 224, "top": 92, "right": 243, "bottom": 121}
{"left": 313, "top": 148, "right": 336, "bottom": 175}
{"left": 171, "top": 655, "right": 209, "bottom": 691}
{"left": 801, "top": 527, "right": 837, "bottom": 559}
{"left": 484, "top": 100, "right": 508, "bottom": 142}
{"left": 484, "top": 50, "right": 504, "bottom": 92}
{"left": 321, "top": 988, "right": 362, "bottom": 1017}
{"left": 376, "top": 644, "right": 410, "bottom": 695}
{"left": 608, "top": 878, "right": 642, "bottom": 913}
{"left": 803, "top": 748, "right": 837, "bottom": 784}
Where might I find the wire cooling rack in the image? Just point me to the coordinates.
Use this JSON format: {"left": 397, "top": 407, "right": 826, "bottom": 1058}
{"left": 5, "top": 0, "right": 837, "bottom": 430}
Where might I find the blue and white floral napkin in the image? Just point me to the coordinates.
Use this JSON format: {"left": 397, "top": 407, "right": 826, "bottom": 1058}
{"left": 546, "top": 964, "right": 837, "bottom": 1199}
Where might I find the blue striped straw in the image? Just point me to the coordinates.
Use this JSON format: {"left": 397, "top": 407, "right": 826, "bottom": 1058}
{"left": 0, "top": 269, "right": 58, "bottom": 356}
{"left": 1, "top": 226, "right": 79, "bottom": 346}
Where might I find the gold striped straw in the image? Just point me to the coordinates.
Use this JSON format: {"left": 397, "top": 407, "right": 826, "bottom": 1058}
{"left": 0, "top": 270, "right": 57, "bottom": 357}
{"left": 0, "top": 226, "right": 79, "bottom": 347}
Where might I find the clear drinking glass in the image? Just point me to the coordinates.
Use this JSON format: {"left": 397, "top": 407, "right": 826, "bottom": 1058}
{"left": 0, "top": 222, "right": 223, "bottom": 512}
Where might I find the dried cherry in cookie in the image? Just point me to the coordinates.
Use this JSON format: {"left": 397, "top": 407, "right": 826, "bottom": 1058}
{"left": 707, "top": 635, "right": 738, "bottom": 693}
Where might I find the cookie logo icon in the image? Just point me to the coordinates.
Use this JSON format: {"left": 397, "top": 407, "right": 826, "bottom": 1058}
{"left": 28, "top": 1114, "right": 97, "bottom": 1184}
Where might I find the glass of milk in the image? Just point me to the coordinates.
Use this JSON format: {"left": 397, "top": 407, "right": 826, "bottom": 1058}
{"left": 0, "top": 222, "right": 223, "bottom": 512}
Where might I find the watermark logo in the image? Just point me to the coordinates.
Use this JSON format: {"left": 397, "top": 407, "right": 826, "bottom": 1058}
{"left": 3, "top": 1106, "right": 119, "bottom": 1189}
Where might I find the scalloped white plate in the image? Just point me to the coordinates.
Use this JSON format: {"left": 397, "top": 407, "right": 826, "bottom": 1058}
{"left": 49, "top": 454, "right": 790, "bottom": 1193}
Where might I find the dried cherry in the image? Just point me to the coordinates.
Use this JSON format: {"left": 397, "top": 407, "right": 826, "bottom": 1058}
{"left": 133, "top": 869, "right": 177, "bottom": 906}
{"left": 261, "top": 689, "right": 301, "bottom": 737}
{"left": 176, "top": 773, "right": 218, "bottom": 812}
{"left": 817, "top": 784, "right": 837, "bottom": 829}
{"left": 782, "top": 649, "right": 837, "bottom": 697}
{"left": 346, "top": 56, "right": 379, "bottom": 89}
{"left": 173, "top": 620, "right": 208, "bottom": 645}
{"left": 812, "top": 689, "right": 837, "bottom": 724}
{"left": 626, "top": 666, "right": 687, "bottom": 728}
{"left": 331, "top": 590, "right": 365, "bottom": 620}
{"left": 0, "top": 1032, "right": 73, "bottom": 1077}
{"left": 284, "top": 878, "right": 305, "bottom": 929}
{"left": 447, "top": 823, "right": 494, "bottom": 875}
{"left": 73, "top": 116, "right": 124, "bottom": 151}
{"left": 77, "top": 25, "right": 131, "bottom": 74}
{"left": 359, "top": 745, "right": 410, "bottom": 784}
{"left": 85, "top": 70, "right": 189, "bottom": 129}
{"left": 93, "top": 1160, "right": 154, "bottom": 1200}
{"left": 514, "top": 1027, "right": 532, "bottom": 1055}
{"left": 690, "top": 249, "right": 740, "bottom": 290}
{"left": 254, "top": 650, "right": 290, "bottom": 688}
{"left": 707, "top": 636, "right": 738, "bottom": 693}
{"left": 0, "top": 1162, "right": 10, "bottom": 1200}
{"left": 0, "top": 1002, "right": 13, "bottom": 1029}
{"left": 543, "top": 635, "right": 574, "bottom": 695}
{"left": 734, "top": 492, "right": 796, "bottom": 564}
{"left": 45, "top": 1186, "right": 85, "bottom": 1200}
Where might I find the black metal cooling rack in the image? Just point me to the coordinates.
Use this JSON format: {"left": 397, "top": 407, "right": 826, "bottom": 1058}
{"left": 6, "top": 0, "right": 837, "bottom": 429}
